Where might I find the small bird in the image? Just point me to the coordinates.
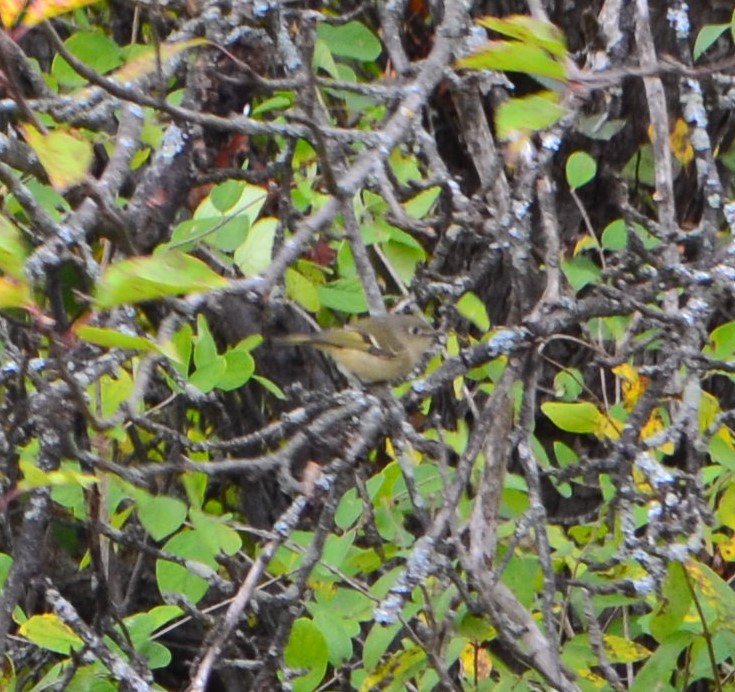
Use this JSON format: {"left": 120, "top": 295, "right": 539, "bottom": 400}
{"left": 277, "top": 314, "right": 436, "bottom": 383}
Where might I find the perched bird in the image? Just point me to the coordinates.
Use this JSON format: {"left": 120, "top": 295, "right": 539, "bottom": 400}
{"left": 277, "top": 314, "right": 436, "bottom": 383}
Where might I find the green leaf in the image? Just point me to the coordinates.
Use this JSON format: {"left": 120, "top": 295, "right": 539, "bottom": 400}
{"left": 705, "top": 321, "right": 735, "bottom": 360}
{"left": 189, "top": 509, "right": 242, "bottom": 556}
{"left": 316, "top": 21, "right": 382, "bottom": 61}
{"left": 311, "top": 610, "right": 354, "bottom": 666}
{"left": 0, "top": 216, "right": 28, "bottom": 279}
{"left": 189, "top": 355, "right": 227, "bottom": 393}
{"left": 566, "top": 151, "right": 597, "bottom": 189}
{"left": 124, "top": 605, "right": 183, "bottom": 645}
{"left": 317, "top": 277, "right": 368, "bottom": 314}
{"left": 403, "top": 187, "right": 441, "bottom": 219}
{"left": 194, "top": 314, "right": 217, "bottom": 369}
{"left": 541, "top": 401, "right": 606, "bottom": 434}
{"left": 51, "top": 31, "right": 123, "bottom": 88}
{"left": 74, "top": 326, "right": 161, "bottom": 354}
{"left": 495, "top": 92, "right": 567, "bottom": 140}
{"left": 19, "top": 614, "right": 83, "bottom": 655}
{"left": 553, "top": 368, "right": 583, "bottom": 400}
{"left": 136, "top": 493, "right": 188, "bottom": 541}
{"left": 252, "top": 93, "right": 294, "bottom": 117}
{"left": 109, "top": 39, "right": 207, "bottom": 84}
{"left": 650, "top": 562, "right": 691, "bottom": 643}
{"left": 457, "top": 292, "right": 490, "bottom": 331}
{"left": 575, "top": 114, "right": 626, "bottom": 141}
{"left": 210, "top": 180, "right": 245, "bottom": 212}
{"left": 477, "top": 15, "right": 567, "bottom": 58}
{"left": 21, "top": 124, "right": 93, "bottom": 191}
{"left": 94, "top": 251, "right": 229, "bottom": 309}
{"left": 628, "top": 631, "right": 692, "bottom": 692}
{"left": 458, "top": 41, "right": 567, "bottom": 81}
{"left": 693, "top": 23, "right": 730, "bottom": 60}
{"left": 381, "top": 241, "right": 425, "bottom": 284}
{"left": 601, "top": 219, "right": 628, "bottom": 251}
{"left": 253, "top": 374, "right": 286, "bottom": 400}
{"left": 218, "top": 349, "right": 255, "bottom": 391}
{"left": 284, "top": 618, "right": 329, "bottom": 692}
{"left": 553, "top": 440, "right": 578, "bottom": 468}
{"left": 561, "top": 255, "right": 601, "bottom": 293}
{"left": 286, "top": 268, "right": 321, "bottom": 312}
{"left": 157, "top": 529, "right": 218, "bottom": 604}
{"left": 234, "top": 217, "right": 278, "bottom": 277}
{"left": 312, "top": 38, "right": 341, "bottom": 79}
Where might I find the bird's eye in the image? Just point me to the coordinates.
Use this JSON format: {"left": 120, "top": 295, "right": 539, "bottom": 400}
{"left": 408, "top": 326, "right": 422, "bottom": 336}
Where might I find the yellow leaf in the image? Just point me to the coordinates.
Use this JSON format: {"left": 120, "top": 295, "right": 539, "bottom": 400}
{"left": 459, "top": 641, "right": 493, "bottom": 681}
{"left": 613, "top": 363, "right": 648, "bottom": 411}
{"left": 0, "top": 276, "right": 31, "bottom": 309}
{"left": 1, "top": 0, "right": 103, "bottom": 28}
{"left": 670, "top": 118, "right": 694, "bottom": 166}
{"left": 21, "top": 125, "right": 93, "bottom": 191}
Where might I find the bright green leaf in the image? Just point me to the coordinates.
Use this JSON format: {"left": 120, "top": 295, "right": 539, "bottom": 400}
{"left": 74, "top": 326, "right": 161, "bottom": 354}
{"left": 553, "top": 368, "right": 583, "bottom": 400}
{"left": 218, "top": 349, "right": 255, "bottom": 391}
{"left": 566, "top": 151, "right": 597, "bottom": 189}
{"left": 705, "top": 321, "right": 735, "bottom": 360}
{"left": 601, "top": 219, "right": 628, "bottom": 251}
{"left": 157, "top": 529, "right": 218, "bottom": 604}
{"left": 477, "top": 15, "right": 567, "bottom": 58}
{"left": 19, "top": 614, "right": 83, "bottom": 655}
{"left": 0, "top": 216, "right": 28, "bottom": 279}
{"left": 286, "top": 268, "right": 321, "bottom": 312}
{"left": 137, "top": 494, "right": 188, "bottom": 541}
{"left": 495, "top": 92, "right": 567, "bottom": 140}
{"left": 317, "top": 277, "right": 368, "bottom": 314}
{"left": 403, "top": 187, "right": 441, "bottom": 219}
{"left": 284, "top": 618, "right": 329, "bottom": 692}
{"left": 94, "top": 251, "right": 228, "bottom": 309}
{"left": 51, "top": 31, "right": 123, "bottom": 88}
{"left": 561, "top": 255, "right": 601, "bottom": 293}
{"left": 458, "top": 41, "right": 567, "bottom": 81}
{"left": 457, "top": 292, "right": 490, "bottom": 331}
{"left": 541, "top": 401, "right": 606, "bottom": 435}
